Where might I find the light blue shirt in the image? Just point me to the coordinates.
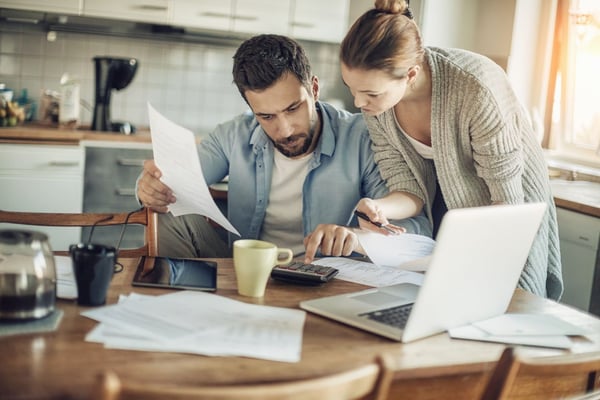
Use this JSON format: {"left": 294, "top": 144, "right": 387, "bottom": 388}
{"left": 198, "top": 101, "right": 430, "bottom": 246}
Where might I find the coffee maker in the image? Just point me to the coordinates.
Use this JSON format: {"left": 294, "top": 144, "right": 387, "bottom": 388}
{"left": 91, "top": 57, "right": 138, "bottom": 134}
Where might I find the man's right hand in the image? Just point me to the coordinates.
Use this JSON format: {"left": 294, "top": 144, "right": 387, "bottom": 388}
{"left": 137, "top": 160, "right": 176, "bottom": 213}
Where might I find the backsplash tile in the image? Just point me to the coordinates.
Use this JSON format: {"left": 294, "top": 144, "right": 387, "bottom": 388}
{"left": 0, "top": 23, "right": 346, "bottom": 137}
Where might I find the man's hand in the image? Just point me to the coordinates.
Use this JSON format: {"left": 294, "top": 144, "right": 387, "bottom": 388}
{"left": 137, "top": 160, "right": 176, "bottom": 213}
{"left": 303, "top": 224, "right": 364, "bottom": 264}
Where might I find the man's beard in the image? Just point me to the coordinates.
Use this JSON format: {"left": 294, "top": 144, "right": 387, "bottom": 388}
{"left": 273, "top": 131, "right": 314, "bottom": 157}
{"left": 273, "top": 113, "right": 319, "bottom": 157}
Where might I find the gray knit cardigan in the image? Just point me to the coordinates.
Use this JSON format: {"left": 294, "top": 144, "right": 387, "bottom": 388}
{"left": 363, "top": 47, "right": 563, "bottom": 300}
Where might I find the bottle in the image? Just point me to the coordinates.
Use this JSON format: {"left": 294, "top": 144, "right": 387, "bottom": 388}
{"left": 59, "top": 73, "right": 80, "bottom": 129}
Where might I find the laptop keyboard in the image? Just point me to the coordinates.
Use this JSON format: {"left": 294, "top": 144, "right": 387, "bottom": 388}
{"left": 360, "top": 303, "right": 414, "bottom": 329}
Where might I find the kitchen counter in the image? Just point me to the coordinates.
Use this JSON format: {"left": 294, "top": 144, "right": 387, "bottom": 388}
{"left": 2, "top": 123, "right": 598, "bottom": 218}
{"left": 550, "top": 179, "right": 600, "bottom": 218}
{"left": 0, "top": 123, "right": 152, "bottom": 145}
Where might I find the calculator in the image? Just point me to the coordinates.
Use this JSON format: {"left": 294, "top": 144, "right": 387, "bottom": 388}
{"left": 270, "top": 261, "right": 339, "bottom": 285}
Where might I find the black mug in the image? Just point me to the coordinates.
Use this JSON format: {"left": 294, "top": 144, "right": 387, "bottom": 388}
{"left": 69, "top": 243, "right": 116, "bottom": 306}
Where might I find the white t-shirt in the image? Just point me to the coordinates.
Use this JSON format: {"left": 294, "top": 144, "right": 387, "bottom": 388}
{"left": 259, "top": 150, "right": 311, "bottom": 255}
{"left": 394, "top": 112, "right": 434, "bottom": 159}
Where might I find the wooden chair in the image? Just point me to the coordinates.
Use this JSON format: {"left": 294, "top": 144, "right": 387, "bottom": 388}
{"left": 0, "top": 207, "right": 158, "bottom": 257}
{"left": 481, "top": 347, "right": 600, "bottom": 400}
{"left": 93, "top": 357, "right": 390, "bottom": 400}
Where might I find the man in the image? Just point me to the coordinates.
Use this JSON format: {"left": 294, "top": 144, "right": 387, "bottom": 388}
{"left": 137, "top": 34, "right": 429, "bottom": 263}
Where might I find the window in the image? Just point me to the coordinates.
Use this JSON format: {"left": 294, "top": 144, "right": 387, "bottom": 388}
{"left": 547, "top": 0, "right": 600, "bottom": 166}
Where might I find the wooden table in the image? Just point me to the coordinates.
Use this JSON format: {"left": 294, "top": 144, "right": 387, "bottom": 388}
{"left": 1, "top": 258, "right": 600, "bottom": 399}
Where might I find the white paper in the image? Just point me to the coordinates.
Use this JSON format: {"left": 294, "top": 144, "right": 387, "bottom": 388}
{"left": 54, "top": 255, "right": 77, "bottom": 299}
{"left": 148, "top": 103, "right": 239, "bottom": 236}
{"left": 356, "top": 231, "right": 435, "bottom": 271}
{"left": 312, "top": 257, "right": 424, "bottom": 287}
{"left": 448, "top": 324, "right": 574, "bottom": 349}
{"left": 472, "top": 313, "right": 589, "bottom": 336}
{"left": 82, "top": 290, "right": 305, "bottom": 363}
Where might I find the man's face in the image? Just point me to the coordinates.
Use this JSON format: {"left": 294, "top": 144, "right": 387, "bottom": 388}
{"left": 245, "top": 73, "right": 320, "bottom": 158}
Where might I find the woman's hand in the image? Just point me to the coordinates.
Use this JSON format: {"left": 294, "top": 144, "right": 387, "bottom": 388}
{"left": 355, "top": 198, "right": 405, "bottom": 235}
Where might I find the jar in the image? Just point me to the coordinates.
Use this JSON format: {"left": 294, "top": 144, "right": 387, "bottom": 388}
{"left": 0, "top": 230, "right": 56, "bottom": 320}
{"left": 59, "top": 73, "right": 80, "bottom": 129}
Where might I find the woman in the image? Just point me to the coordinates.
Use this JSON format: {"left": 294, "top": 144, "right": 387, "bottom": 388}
{"left": 340, "top": 0, "right": 562, "bottom": 300}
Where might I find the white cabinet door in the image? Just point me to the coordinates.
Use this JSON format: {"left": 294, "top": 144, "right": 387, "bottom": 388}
{"left": 0, "top": 144, "right": 84, "bottom": 252}
{"left": 171, "top": 0, "right": 233, "bottom": 31}
{"left": 556, "top": 207, "right": 600, "bottom": 312}
{"left": 83, "top": 0, "right": 170, "bottom": 24}
{"left": 0, "top": 0, "right": 81, "bottom": 14}
{"left": 232, "top": 0, "right": 291, "bottom": 36}
{"left": 291, "top": 0, "right": 349, "bottom": 43}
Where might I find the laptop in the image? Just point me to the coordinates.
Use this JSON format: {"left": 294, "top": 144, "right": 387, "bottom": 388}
{"left": 300, "top": 203, "right": 547, "bottom": 342}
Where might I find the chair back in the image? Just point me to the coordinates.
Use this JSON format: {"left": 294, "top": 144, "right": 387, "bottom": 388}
{"left": 481, "top": 347, "right": 600, "bottom": 400}
{"left": 94, "top": 358, "right": 388, "bottom": 400}
{"left": 0, "top": 207, "right": 157, "bottom": 257}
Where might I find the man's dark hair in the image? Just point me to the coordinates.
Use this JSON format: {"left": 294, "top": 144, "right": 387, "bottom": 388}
{"left": 232, "top": 34, "right": 313, "bottom": 101}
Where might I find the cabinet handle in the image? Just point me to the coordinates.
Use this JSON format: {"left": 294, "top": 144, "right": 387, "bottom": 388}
{"left": 117, "top": 158, "right": 145, "bottom": 167}
{"left": 133, "top": 5, "right": 168, "bottom": 11}
{"left": 232, "top": 14, "right": 258, "bottom": 21}
{"left": 201, "top": 12, "right": 230, "bottom": 18}
{"left": 116, "top": 188, "right": 136, "bottom": 197}
{"left": 578, "top": 235, "right": 590, "bottom": 243}
{"left": 48, "top": 161, "right": 80, "bottom": 167}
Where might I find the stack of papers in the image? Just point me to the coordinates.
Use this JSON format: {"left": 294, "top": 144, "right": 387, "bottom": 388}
{"left": 82, "top": 291, "right": 306, "bottom": 363}
{"left": 448, "top": 313, "right": 591, "bottom": 349}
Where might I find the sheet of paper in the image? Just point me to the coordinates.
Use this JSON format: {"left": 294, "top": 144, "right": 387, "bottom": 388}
{"left": 472, "top": 313, "right": 589, "bottom": 336}
{"left": 356, "top": 231, "right": 435, "bottom": 271}
{"left": 148, "top": 103, "right": 239, "bottom": 236}
{"left": 312, "top": 257, "right": 424, "bottom": 287}
{"left": 54, "top": 255, "right": 77, "bottom": 299}
{"left": 448, "top": 324, "right": 574, "bottom": 349}
{"left": 82, "top": 291, "right": 305, "bottom": 363}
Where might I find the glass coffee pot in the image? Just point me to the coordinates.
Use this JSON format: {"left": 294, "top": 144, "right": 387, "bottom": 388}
{"left": 0, "top": 230, "right": 56, "bottom": 320}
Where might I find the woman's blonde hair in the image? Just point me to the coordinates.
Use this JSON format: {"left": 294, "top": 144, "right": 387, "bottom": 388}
{"left": 340, "top": 0, "right": 424, "bottom": 79}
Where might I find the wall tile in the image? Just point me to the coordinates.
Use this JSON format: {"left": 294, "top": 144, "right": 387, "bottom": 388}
{"left": 1, "top": 23, "right": 343, "bottom": 136}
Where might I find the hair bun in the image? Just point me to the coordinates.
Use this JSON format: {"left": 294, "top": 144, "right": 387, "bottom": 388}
{"left": 374, "top": 0, "right": 411, "bottom": 17}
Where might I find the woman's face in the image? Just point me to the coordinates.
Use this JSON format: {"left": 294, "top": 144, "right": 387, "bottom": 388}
{"left": 341, "top": 63, "right": 408, "bottom": 116}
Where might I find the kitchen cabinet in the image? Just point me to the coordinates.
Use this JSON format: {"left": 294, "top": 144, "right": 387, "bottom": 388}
{"left": 171, "top": 0, "right": 233, "bottom": 31}
{"left": 556, "top": 207, "right": 600, "bottom": 315}
{"left": 0, "top": 143, "right": 84, "bottom": 251}
{"left": 0, "top": 0, "right": 81, "bottom": 15}
{"left": 171, "top": 0, "right": 289, "bottom": 37}
{"left": 232, "top": 0, "right": 290, "bottom": 36}
{"left": 291, "top": 0, "right": 350, "bottom": 43}
{"left": 82, "top": 141, "right": 152, "bottom": 250}
{"left": 83, "top": 0, "right": 170, "bottom": 24}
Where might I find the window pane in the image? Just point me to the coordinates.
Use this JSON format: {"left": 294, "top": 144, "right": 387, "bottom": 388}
{"left": 569, "top": 0, "right": 600, "bottom": 148}
{"left": 551, "top": 0, "right": 600, "bottom": 161}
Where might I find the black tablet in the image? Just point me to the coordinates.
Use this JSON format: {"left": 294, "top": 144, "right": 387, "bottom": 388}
{"left": 132, "top": 256, "right": 217, "bottom": 292}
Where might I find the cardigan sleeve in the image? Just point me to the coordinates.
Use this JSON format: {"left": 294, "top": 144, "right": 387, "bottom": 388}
{"left": 462, "top": 74, "right": 526, "bottom": 204}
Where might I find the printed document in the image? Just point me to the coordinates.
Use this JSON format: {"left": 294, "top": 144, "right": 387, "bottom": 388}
{"left": 356, "top": 231, "right": 435, "bottom": 271}
{"left": 148, "top": 103, "right": 239, "bottom": 236}
{"left": 82, "top": 291, "right": 305, "bottom": 363}
{"left": 313, "top": 257, "right": 424, "bottom": 287}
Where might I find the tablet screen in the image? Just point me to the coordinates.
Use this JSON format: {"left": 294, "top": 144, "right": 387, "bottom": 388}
{"left": 132, "top": 256, "right": 217, "bottom": 291}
